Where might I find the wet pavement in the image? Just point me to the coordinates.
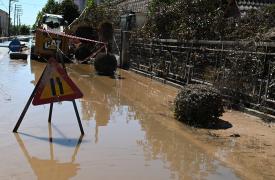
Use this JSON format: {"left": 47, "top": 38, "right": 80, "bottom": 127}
{"left": 0, "top": 46, "right": 243, "bottom": 179}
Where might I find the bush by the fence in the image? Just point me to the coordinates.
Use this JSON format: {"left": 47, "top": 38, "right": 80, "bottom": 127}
{"left": 174, "top": 84, "right": 224, "bottom": 126}
{"left": 94, "top": 53, "right": 117, "bottom": 76}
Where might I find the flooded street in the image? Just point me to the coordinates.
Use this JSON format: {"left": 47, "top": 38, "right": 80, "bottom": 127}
{"left": 0, "top": 46, "right": 273, "bottom": 180}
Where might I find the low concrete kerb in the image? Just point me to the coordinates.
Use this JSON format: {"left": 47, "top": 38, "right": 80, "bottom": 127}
{"left": 240, "top": 107, "right": 275, "bottom": 123}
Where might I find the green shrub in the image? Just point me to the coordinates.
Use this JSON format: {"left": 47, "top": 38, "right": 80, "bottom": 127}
{"left": 174, "top": 84, "right": 224, "bottom": 126}
{"left": 138, "top": 0, "right": 275, "bottom": 40}
{"left": 94, "top": 53, "right": 117, "bottom": 76}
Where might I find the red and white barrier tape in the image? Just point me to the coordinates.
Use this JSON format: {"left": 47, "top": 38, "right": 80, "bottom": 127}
{"left": 78, "top": 45, "right": 106, "bottom": 64}
{"left": 37, "top": 28, "right": 108, "bottom": 64}
{"left": 36, "top": 28, "right": 107, "bottom": 45}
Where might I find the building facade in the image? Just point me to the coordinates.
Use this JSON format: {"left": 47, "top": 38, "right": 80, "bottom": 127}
{"left": 112, "top": 0, "right": 150, "bottom": 13}
{"left": 110, "top": 0, "right": 150, "bottom": 29}
{"left": 237, "top": 0, "right": 275, "bottom": 12}
{"left": 0, "top": 9, "right": 9, "bottom": 37}
{"left": 112, "top": 0, "right": 275, "bottom": 13}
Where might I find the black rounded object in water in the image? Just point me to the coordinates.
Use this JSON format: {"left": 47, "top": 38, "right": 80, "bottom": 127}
{"left": 75, "top": 26, "right": 98, "bottom": 41}
{"left": 94, "top": 53, "right": 117, "bottom": 76}
{"left": 30, "top": 53, "right": 39, "bottom": 60}
{"left": 30, "top": 46, "right": 41, "bottom": 61}
{"left": 98, "top": 22, "right": 114, "bottom": 42}
{"left": 10, "top": 53, "right": 28, "bottom": 60}
{"left": 75, "top": 44, "right": 91, "bottom": 61}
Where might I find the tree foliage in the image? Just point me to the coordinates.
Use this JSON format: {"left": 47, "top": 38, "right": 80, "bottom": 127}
{"left": 139, "top": 0, "right": 275, "bottom": 40}
{"left": 60, "top": 0, "right": 80, "bottom": 25}
{"left": 34, "top": 0, "right": 60, "bottom": 27}
{"left": 42, "top": 0, "right": 60, "bottom": 14}
{"left": 34, "top": 0, "right": 80, "bottom": 27}
{"left": 86, "top": 0, "right": 94, "bottom": 7}
{"left": 67, "top": 3, "right": 120, "bottom": 33}
{"left": 19, "top": 25, "right": 31, "bottom": 35}
{"left": 223, "top": 5, "right": 275, "bottom": 40}
{"left": 140, "top": 0, "right": 224, "bottom": 39}
{"left": 10, "top": 24, "right": 30, "bottom": 35}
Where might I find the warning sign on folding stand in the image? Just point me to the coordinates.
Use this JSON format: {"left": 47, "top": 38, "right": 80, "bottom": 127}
{"left": 32, "top": 57, "right": 83, "bottom": 105}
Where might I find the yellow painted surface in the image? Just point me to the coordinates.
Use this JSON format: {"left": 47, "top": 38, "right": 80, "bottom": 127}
{"left": 35, "top": 30, "right": 69, "bottom": 57}
{"left": 40, "top": 71, "right": 75, "bottom": 100}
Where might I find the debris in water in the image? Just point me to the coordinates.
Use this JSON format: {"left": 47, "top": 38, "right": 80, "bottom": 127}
{"left": 207, "top": 131, "right": 220, "bottom": 137}
{"left": 0, "top": 85, "right": 11, "bottom": 101}
{"left": 5, "top": 98, "right": 11, "bottom": 101}
{"left": 229, "top": 133, "right": 241, "bottom": 138}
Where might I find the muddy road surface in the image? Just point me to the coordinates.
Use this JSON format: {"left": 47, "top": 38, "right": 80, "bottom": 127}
{"left": 0, "top": 47, "right": 274, "bottom": 179}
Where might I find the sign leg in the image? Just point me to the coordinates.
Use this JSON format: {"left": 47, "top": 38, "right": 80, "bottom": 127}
{"left": 48, "top": 123, "right": 54, "bottom": 160}
{"left": 48, "top": 103, "right": 53, "bottom": 123}
{"left": 72, "top": 100, "right": 84, "bottom": 135}
{"left": 71, "top": 134, "right": 84, "bottom": 163}
{"left": 13, "top": 89, "right": 36, "bottom": 133}
{"left": 13, "top": 67, "right": 47, "bottom": 133}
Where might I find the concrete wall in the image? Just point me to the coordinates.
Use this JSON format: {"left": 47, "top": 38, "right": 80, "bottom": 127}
{"left": 0, "top": 9, "right": 8, "bottom": 37}
{"left": 115, "top": 0, "right": 150, "bottom": 13}
{"left": 237, "top": 0, "right": 275, "bottom": 12}
{"left": 113, "top": 0, "right": 150, "bottom": 29}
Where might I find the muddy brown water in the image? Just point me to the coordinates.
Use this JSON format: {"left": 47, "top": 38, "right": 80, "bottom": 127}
{"left": 0, "top": 47, "right": 242, "bottom": 179}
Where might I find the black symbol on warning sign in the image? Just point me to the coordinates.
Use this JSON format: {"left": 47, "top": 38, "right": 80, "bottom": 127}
{"left": 50, "top": 77, "right": 64, "bottom": 96}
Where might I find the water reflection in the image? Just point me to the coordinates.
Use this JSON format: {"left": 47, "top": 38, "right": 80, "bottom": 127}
{"left": 113, "top": 73, "right": 239, "bottom": 179}
{"left": 14, "top": 124, "right": 83, "bottom": 180}
{"left": 67, "top": 65, "right": 121, "bottom": 143}
{"left": 136, "top": 114, "right": 226, "bottom": 179}
{"left": 87, "top": 77, "right": 120, "bottom": 143}
{"left": 28, "top": 61, "right": 240, "bottom": 179}
{"left": 76, "top": 68, "right": 237, "bottom": 179}
{"left": 29, "top": 62, "right": 119, "bottom": 143}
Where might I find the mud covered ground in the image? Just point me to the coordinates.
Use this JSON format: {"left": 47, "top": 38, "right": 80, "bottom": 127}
{"left": 0, "top": 46, "right": 274, "bottom": 179}
{"left": 185, "top": 110, "right": 275, "bottom": 180}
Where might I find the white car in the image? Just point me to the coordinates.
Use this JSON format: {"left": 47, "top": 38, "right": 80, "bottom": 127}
{"left": 41, "top": 13, "right": 67, "bottom": 33}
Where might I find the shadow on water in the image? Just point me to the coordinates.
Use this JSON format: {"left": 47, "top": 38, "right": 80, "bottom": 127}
{"left": 17, "top": 123, "right": 87, "bottom": 147}
{"left": 14, "top": 123, "right": 83, "bottom": 180}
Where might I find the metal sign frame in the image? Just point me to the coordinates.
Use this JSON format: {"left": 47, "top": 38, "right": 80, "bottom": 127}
{"left": 13, "top": 56, "right": 84, "bottom": 135}
{"left": 32, "top": 58, "right": 83, "bottom": 105}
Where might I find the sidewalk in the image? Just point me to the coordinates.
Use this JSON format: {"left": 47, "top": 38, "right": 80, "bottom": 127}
{"left": 194, "top": 110, "right": 275, "bottom": 180}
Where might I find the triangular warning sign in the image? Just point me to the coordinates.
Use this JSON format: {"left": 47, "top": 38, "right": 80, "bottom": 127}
{"left": 32, "top": 57, "right": 83, "bottom": 106}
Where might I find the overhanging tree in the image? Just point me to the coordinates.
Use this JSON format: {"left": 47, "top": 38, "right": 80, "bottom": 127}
{"left": 60, "top": 0, "right": 80, "bottom": 25}
{"left": 34, "top": 0, "right": 61, "bottom": 27}
{"left": 33, "top": 0, "right": 80, "bottom": 28}
{"left": 42, "top": 0, "right": 60, "bottom": 14}
{"left": 20, "top": 25, "right": 30, "bottom": 35}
